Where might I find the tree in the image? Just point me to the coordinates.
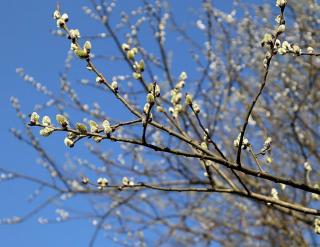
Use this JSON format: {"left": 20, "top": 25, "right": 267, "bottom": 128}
{"left": 2, "top": 0, "right": 320, "bottom": 245}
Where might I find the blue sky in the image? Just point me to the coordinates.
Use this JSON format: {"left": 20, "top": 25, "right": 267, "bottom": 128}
{"left": 0, "top": 0, "right": 267, "bottom": 246}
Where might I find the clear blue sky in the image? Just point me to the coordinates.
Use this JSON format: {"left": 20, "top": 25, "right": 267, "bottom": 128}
{"left": 0, "top": 0, "right": 266, "bottom": 246}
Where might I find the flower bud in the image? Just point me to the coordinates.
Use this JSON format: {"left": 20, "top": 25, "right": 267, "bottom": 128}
{"left": 53, "top": 10, "right": 61, "bottom": 20}
{"left": 307, "top": 47, "right": 314, "bottom": 54}
{"left": 64, "top": 137, "right": 74, "bottom": 147}
{"left": 276, "top": 0, "right": 287, "bottom": 8}
{"left": 139, "top": 60, "right": 145, "bottom": 72}
{"left": 277, "top": 24, "right": 285, "bottom": 34}
{"left": 93, "top": 136, "right": 103, "bottom": 143}
{"left": 121, "top": 43, "right": 130, "bottom": 51}
{"left": 56, "top": 19, "right": 65, "bottom": 28}
{"left": 97, "top": 177, "right": 108, "bottom": 189}
{"left": 81, "top": 176, "right": 90, "bottom": 185}
{"left": 30, "top": 112, "right": 40, "bottom": 125}
{"left": 84, "top": 41, "right": 92, "bottom": 52}
{"left": 156, "top": 106, "right": 165, "bottom": 113}
{"left": 89, "top": 120, "right": 99, "bottom": 133}
{"left": 56, "top": 114, "right": 69, "bottom": 128}
{"left": 193, "top": 103, "right": 200, "bottom": 113}
{"left": 76, "top": 122, "right": 87, "bottom": 134}
{"left": 70, "top": 43, "right": 78, "bottom": 51}
{"left": 179, "top": 71, "right": 187, "bottom": 81}
{"left": 144, "top": 103, "right": 150, "bottom": 114}
{"left": 201, "top": 142, "right": 208, "bottom": 150}
{"left": 69, "top": 29, "right": 80, "bottom": 39}
{"left": 102, "top": 120, "right": 112, "bottom": 135}
{"left": 147, "top": 93, "right": 155, "bottom": 104}
{"left": 185, "top": 94, "right": 192, "bottom": 105}
{"left": 261, "top": 33, "right": 273, "bottom": 47}
{"left": 133, "top": 72, "right": 142, "bottom": 79}
{"left": 127, "top": 50, "right": 135, "bottom": 60}
{"left": 122, "top": 177, "right": 130, "bottom": 186}
{"left": 96, "top": 76, "right": 104, "bottom": 83}
{"left": 61, "top": 13, "right": 69, "bottom": 22}
{"left": 74, "top": 48, "right": 89, "bottom": 59}
{"left": 39, "top": 127, "right": 54, "bottom": 137}
{"left": 42, "top": 116, "right": 51, "bottom": 126}
{"left": 292, "top": 44, "right": 301, "bottom": 55}
{"left": 111, "top": 81, "right": 118, "bottom": 91}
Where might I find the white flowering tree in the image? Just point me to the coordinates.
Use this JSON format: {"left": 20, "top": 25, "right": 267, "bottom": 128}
{"left": 3, "top": 0, "right": 320, "bottom": 245}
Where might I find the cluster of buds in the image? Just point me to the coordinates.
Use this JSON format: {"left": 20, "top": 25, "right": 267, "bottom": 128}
{"left": 169, "top": 72, "right": 188, "bottom": 118}
{"left": 55, "top": 9, "right": 92, "bottom": 59}
{"left": 122, "top": 43, "right": 138, "bottom": 60}
{"left": 143, "top": 82, "right": 161, "bottom": 119}
{"left": 130, "top": 49, "right": 143, "bottom": 80}
{"left": 233, "top": 133, "right": 250, "bottom": 149}
{"left": 277, "top": 41, "right": 301, "bottom": 55}
{"left": 53, "top": 10, "right": 69, "bottom": 28}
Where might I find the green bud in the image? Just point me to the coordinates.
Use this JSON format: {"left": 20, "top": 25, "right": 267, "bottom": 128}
{"left": 139, "top": 60, "right": 145, "bottom": 72}
{"left": 179, "top": 71, "right": 187, "bottom": 81}
{"left": 56, "top": 114, "right": 69, "bottom": 128}
{"left": 68, "top": 131, "right": 77, "bottom": 140}
{"left": 76, "top": 122, "right": 87, "bottom": 134}
{"left": 185, "top": 94, "right": 193, "bottom": 105}
{"left": 89, "top": 120, "right": 99, "bottom": 133}
{"left": 147, "top": 93, "right": 155, "bottom": 104}
{"left": 261, "top": 33, "right": 273, "bottom": 47}
{"left": 133, "top": 72, "right": 141, "bottom": 80}
{"left": 74, "top": 48, "right": 89, "bottom": 59}
{"left": 127, "top": 50, "right": 135, "bottom": 60}
{"left": 102, "top": 120, "right": 112, "bottom": 135}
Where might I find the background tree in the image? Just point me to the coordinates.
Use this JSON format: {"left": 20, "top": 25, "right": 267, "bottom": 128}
{"left": 1, "top": 0, "right": 320, "bottom": 246}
